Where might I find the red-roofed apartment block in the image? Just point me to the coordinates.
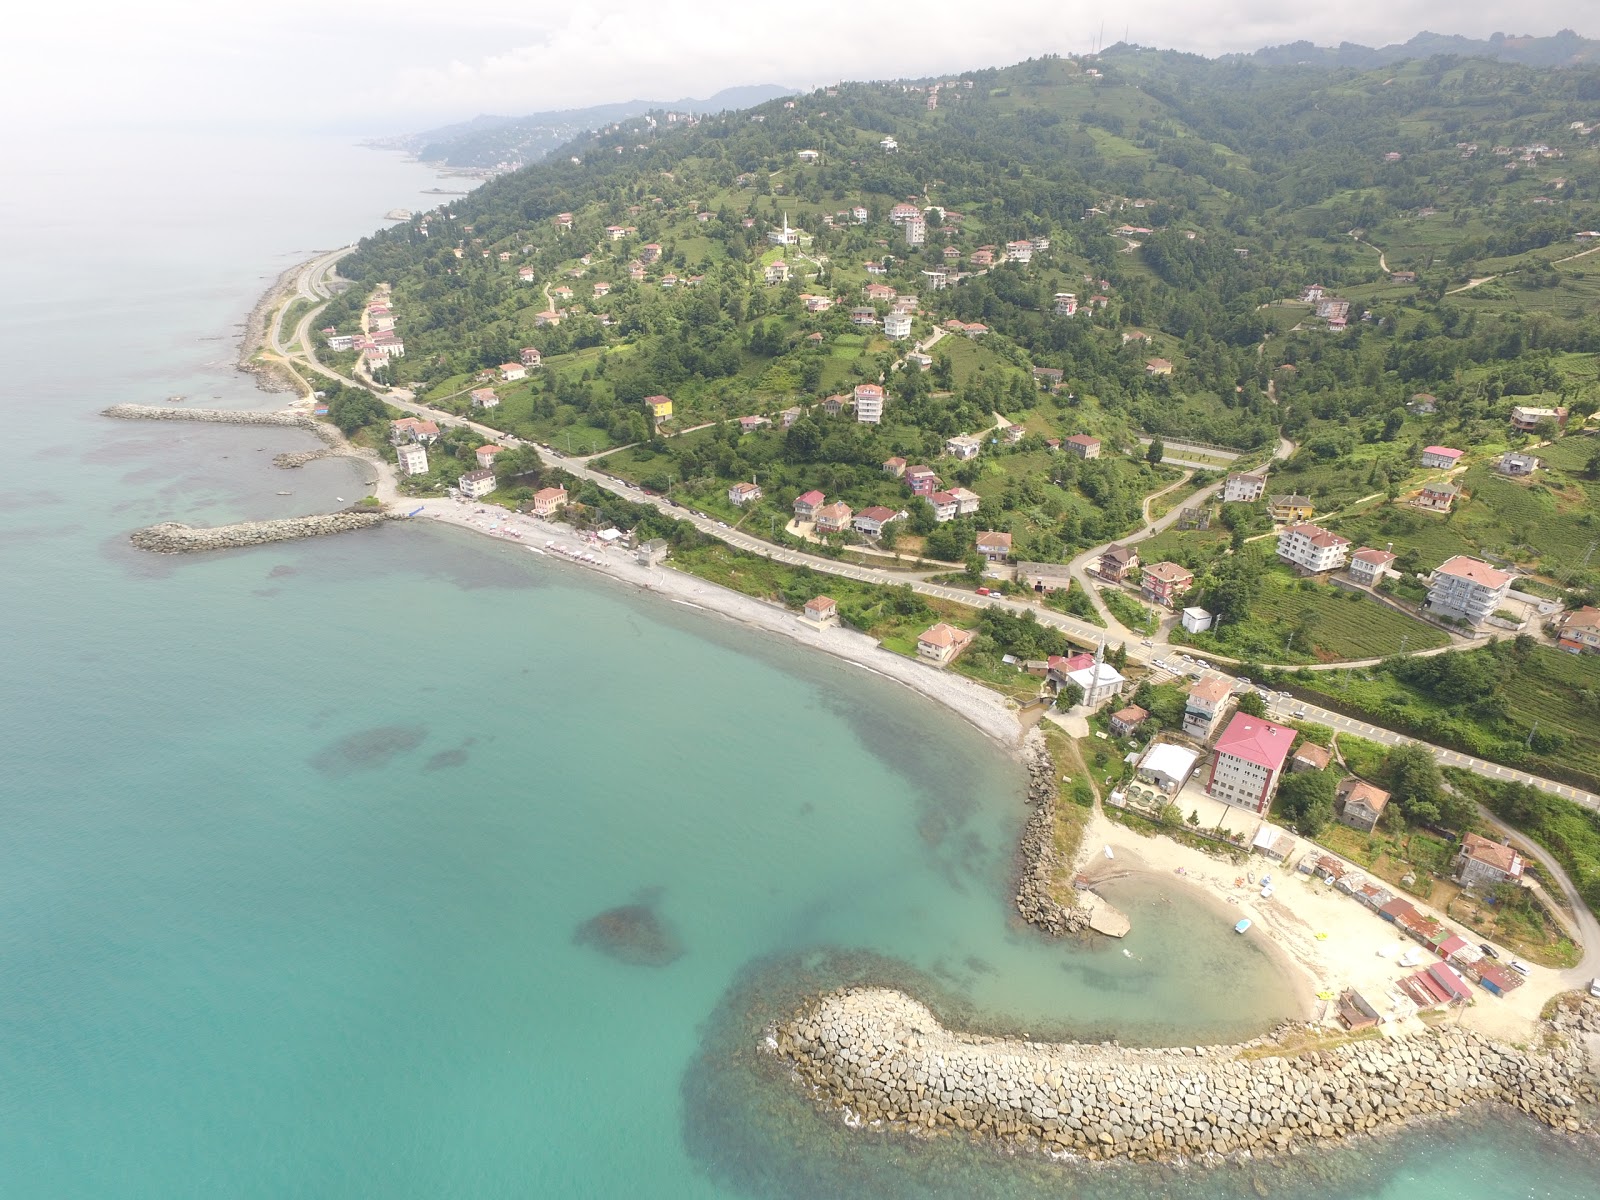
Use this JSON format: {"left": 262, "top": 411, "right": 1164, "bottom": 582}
{"left": 1205, "top": 712, "right": 1296, "bottom": 813}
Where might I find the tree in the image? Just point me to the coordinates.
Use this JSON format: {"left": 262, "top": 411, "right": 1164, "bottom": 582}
{"left": 1235, "top": 691, "right": 1267, "bottom": 718}
{"left": 1058, "top": 681, "right": 1085, "bottom": 709}
{"left": 1276, "top": 769, "right": 1335, "bottom": 835}
{"left": 1146, "top": 436, "right": 1165, "bottom": 464}
{"left": 1382, "top": 744, "right": 1447, "bottom": 827}
{"left": 963, "top": 555, "right": 986, "bottom": 583}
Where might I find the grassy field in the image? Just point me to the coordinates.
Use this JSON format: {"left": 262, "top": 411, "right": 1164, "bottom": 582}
{"left": 1173, "top": 569, "right": 1448, "bottom": 663}
{"left": 1099, "top": 586, "right": 1156, "bottom": 635}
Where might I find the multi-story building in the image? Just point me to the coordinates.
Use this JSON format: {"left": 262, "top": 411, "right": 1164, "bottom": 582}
{"left": 1557, "top": 606, "right": 1600, "bottom": 654}
{"left": 1063, "top": 434, "right": 1101, "bottom": 459}
{"left": 396, "top": 443, "right": 429, "bottom": 476}
{"left": 1140, "top": 561, "right": 1194, "bottom": 607}
{"left": 1420, "top": 446, "right": 1464, "bottom": 469}
{"left": 883, "top": 311, "right": 913, "bottom": 340}
{"left": 1276, "top": 522, "right": 1350, "bottom": 574}
{"left": 1268, "top": 494, "right": 1315, "bottom": 522}
{"left": 1182, "top": 676, "right": 1232, "bottom": 741}
{"left": 1509, "top": 405, "right": 1568, "bottom": 432}
{"left": 1426, "top": 555, "right": 1514, "bottom": 627}
{"left": 1223, "top": 469, "right": 1268, "bottom": 503}
{"left": 1347, "top": 547, "right": 1396, "bottom": 587}
{"left": 1205, "top": 713, "right": 1296, "bottom": 814}
{"left": 853, "top": 384, "right": 884, "bottom": 424}
{"left": 945, "top": 434, "right": 982, "bottom": 460}
{"left": 458, "top": 469, "right": 496, "bottom": 500}
{"left": 1453, "top": 833, "right": 1525, "bottom": 889}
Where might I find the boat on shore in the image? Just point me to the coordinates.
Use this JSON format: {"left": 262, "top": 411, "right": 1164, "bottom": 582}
{"left": 1234, "top": 918, "right": 1252, "bottom": 934}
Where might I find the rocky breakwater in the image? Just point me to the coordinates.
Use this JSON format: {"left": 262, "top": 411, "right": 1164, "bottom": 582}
{"left": 130, "top": 510, "right": 392, "bottom": 554}
{"left": 104, "top": 403, "right": 321, "bottom": 431}
{"left": 1013, "top": 729, "right": 1094, "bottom": 936}
{"left": 774, "top": 987, "right": 1596, "bottom": 1163}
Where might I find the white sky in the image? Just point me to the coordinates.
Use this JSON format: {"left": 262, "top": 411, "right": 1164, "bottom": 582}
{"left": 5, "top": 1, "right": 1594, "bottom": 134}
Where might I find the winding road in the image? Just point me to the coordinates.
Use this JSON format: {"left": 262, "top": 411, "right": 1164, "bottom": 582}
{"left": 267, "top": 263, "right": 1600, "bottom": 828}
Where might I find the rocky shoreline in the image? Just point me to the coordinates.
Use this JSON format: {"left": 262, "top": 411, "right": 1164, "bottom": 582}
{"left": 773, "top": 986, "right": 1598, "bottom": 1164}
{"left": 130, "top": 511, "right": 395, "bottom": 553}
{"left": 1013, "top": 730, "right": 1094, "bottom": 936}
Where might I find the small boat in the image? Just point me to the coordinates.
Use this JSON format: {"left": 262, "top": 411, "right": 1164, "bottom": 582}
{"left": 1398, "top": 948, "right": 1421, "bottom": 968}
{"left": 277, "top": 491, "right": 293, "bottom": 496}
{"left": 1234, "top": 919, "right": 1252, "bottom": 934}
{"left": 1260, "top": 885, "right": 1274, "bottom": 899}
{"left": 1104, "top": 846, "right": 1115, "bottom": 860}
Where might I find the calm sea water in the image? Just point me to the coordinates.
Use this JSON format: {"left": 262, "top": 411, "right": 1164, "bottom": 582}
{"left": 0, "top": 128, "right": 1593, "bottom": 1197}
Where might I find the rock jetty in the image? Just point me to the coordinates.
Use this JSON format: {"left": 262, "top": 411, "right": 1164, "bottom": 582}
{"left": 1013, "top": 730, "right": 1094, "bottom": 936}
{"left": 774, "top": 987, "right": 1596, "bottom": 1163}
{"left": 104, "top": 403, "right": 326, "bottom": 433}
{"left": 130, "top": 511, "right": 391, "bottom": 553}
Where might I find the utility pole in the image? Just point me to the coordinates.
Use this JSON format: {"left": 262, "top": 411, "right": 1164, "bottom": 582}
{"left": 1527, "top": 720, "right": 1538, "bottom": 748}
{"left": 1398, "top": 634, "right": 1408, "bottom": 656}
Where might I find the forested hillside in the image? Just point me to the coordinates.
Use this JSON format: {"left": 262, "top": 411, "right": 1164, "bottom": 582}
{"left": 331, "top": 47, "right": 1600, "bottom": 590}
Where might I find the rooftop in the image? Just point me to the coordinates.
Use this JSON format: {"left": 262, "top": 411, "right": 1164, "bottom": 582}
{"left": 1214, "top": 713, "right": 1296, "bottom": 772}
{"left": 1435, "top": 555, "right": 1514, "bottom": 589}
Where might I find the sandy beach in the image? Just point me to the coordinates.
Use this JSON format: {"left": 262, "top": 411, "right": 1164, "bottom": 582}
{"left": 1074, "top": 810, "right": 1555, "bottom": 1040}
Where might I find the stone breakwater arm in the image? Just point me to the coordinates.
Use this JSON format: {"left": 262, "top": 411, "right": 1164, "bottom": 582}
{"left": 1014, "top": 729, "right": 1093, "bottom": 935}
{"left": 130, "top": 512, "right": 392, "bottom": 554}
{"left": 102, "top": 404, "right": 345, "bottom": 449}
{"left": 774, "top": 987, "right": 1596, "bottom": 1163}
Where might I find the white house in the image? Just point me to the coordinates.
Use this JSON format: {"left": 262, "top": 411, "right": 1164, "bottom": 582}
{"left": 1223, "top": 469, "right": 1268, "bottom": 503}
{"left": 728, "top": 481, "right": 763, "bottom": 506}
{"left": 396, "top": 443, "right": 429, "bottom": 476}
{"left": 471, "top": 388, "right": 501, "bottom": 409}
{"left": 1136, "top": 742, "right": 1201, "bottom": 794}
{"left": 883, "top": 311, "right": 913, "bottom": 340}
{"left": 916, "top": 622, "right": 973, "bottom": 666}
{"left": 1497, "top": 451, "right": 1539, "bottom": 476}
{"left": 1182, "top": 675, "right": 1233, "bottom": 741}
{"left": 499, "top": 363, "right": 526, "bottom": 382}
{"left": 949, "top": 487, "right": 981, "bottom": 516}
{"left": 1062, "top": 643, "right": 1125, "bottom": 709}
{"left": 945, "top": 434, "right": 983, "bottom": 460}
{"left": 458, "top": 469, "right": 496, "bottom": 500}
{"left": 1180, "top": 606, "right": 1214, "bottom": 633}
{"left": 1276, "top": 522, "right": 1350, "bottom": 574}
{"left": 1427, "top": 556, "right": 1514, "bottom": 627}
{"left": 853, "top": 384, "right": 884, "bottom": 424}
{"left": 1420, "top": 445, "right": 1464, "bottom": 470}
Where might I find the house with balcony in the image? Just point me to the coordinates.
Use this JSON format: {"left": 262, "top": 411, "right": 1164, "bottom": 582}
{"left": 1509, "top": 405, "right": 1568, "bottom": 432}
{"left": 531, "top": 485, "right": 568, "bottom": 517}
{"left": 853, "top": 384, "right": 884, "bottom": 424}
{"left": 1140, "top": 561, "right": 1194, "bottom": 607}
{"left": 1268, "top": 494, "right": 1314, "bottom": 522}
{"left": 1276, "top": 522, "right": 1350, "bottom": 574}
{"left": 945, "top": 434, "right": 982, "bottom": 460}
{"left": 905, "top": 466, "right": 940, "bottom": 496}
{"left": 929, "top": 491, "right": 958, "bottom": 523}
{"left": 917, "top": 622, "right": 975, "bottom": 666}
{"left": 728, "top": 481, "right": 763, "bottom": 506}
{"left": 814, "top": 502, "right": 853, "bottom": 535}
{"left": 792, "top": 490, "right": 825, "bottom": 521}
{"left": 1415, "top": 482, "right": 1457, "bottom": 512}
{"left": 396, "top": 443, "right": 429, "bottom": 476}
{"left": 458, "top": 469, "right": 496, "bottom": 500}
{"left": 1223, "top": 469, "right": 1268, "bottom": 503}
{"left": 1096, "top": 544, "right": 1138, "bottom": 582}
{"left": 1182, "top": 676, "right": 1232, "bottom": 741}
{"left": 976, "top": 531, "right": 1012, "bottom": 562}
{"left": 851, "top": 506, "right": 900, "bottom": 538}
{"left": 1557, "top": 606, "right": 1600, "bottom": 653}
{"left": 1426, "top": 556, "right": 1514, "bottom": 627}
{"left": 1063, "top": 434, "right": 1101, "bottom": 459}
{"left": 949, "top": 487, "right": 981, "bottom": 516}
{"left": 1497, "top": 451, "right": 1540, "bottom": 476}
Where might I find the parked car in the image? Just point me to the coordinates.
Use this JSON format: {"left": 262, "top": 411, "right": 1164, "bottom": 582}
{"left": 976, "top": 587, "right": 991, "bottom": 596}
{"left": 1479, "top": 944, "right": 1499, "bottom": 959}
{"left": 1291, "top": 708, "right": 1309, "bottom": 720}
{"left": 1510, "top": 960, "right": 1530, "bottom": 976}
{"left": 1589, "top": 977, "right": 1600, "bottom": 998}
{"left": 1140, "top": 638, "right": 1153, "bottom": 647}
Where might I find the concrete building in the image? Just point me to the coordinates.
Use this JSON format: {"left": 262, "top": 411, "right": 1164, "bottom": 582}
{"left": 1509, "top": 405, "right": 1568, "bottom": 432}
{"left": 1557, "top": 606, "right": 1600, "bottom": 654}
{"left": 1276, "top": 522, "right": 1350, "bottom": 574}
{"left": 1136, "top": 742, "right": 1201, "bottom": 794}
{"left": 945, "top": 434, "right": 982, "bottom": 460}
{"left": 803, "top": 596, "right": 839, "bottom": 627}
{"left": 1335, "top": 777, "right": 1390, "bottom": 833}
{"left": 1223, "top": 469, "right": 1268, "bottom": 503}
{"left": 1268, "top": 494, "right": 1315, "bottom": 522}
{"left": 853, "top": 384, "right": 884, "bottom": 425}
{"left": 1140, "top": 561, "right": 1194, "bottom": 608}
{"left": 1063, "top": 434, "right": 1101, "bottom": 459}
{"left": 851, "top": 506, "right": 900, "bottom": 538}
{"left": 531, "top": 486, "right": 568, "bottom": 517}
{"left": 814, "top": 503, "right": 853, "bottom": 535}
{"left": 976, "top": 531, "right": 1012, "bottom": 562}
{"left": 917, "top": 622, "right": 974, "bottom": 666}
{"left": 636, "top": 539, "right": 669, "bottom": 566}
{"left": 883, "top": 311, "right": 913, "bottom": 340}
{"left": 1205, "top": 713, "right": 1297, "bottom": 814}
{"left": 1426, "top": 555, "right": 1514, "bottom": 627}
{"left": 1096, "top": 544, "right": 1138, "bottom": 582}
{"left": 1420, "top": 446, "right": 1464, "bottom": 469}
{"left": 1416, "top": 482, "right": 1457, "bottom": 512}
{"left": 1347, "top": 547, "right": 1396, "bottom": 587}
{"left": 396, "top": 443, "right": 429, "bottom": 476}
{"left": 1453, "top": 833, "right": 1525, "bottom": 889}
{"left": 1016, "top": 562, "right": 1075, "bottom": 593}
{"left": 458, "top": 469, "right": 496, "bottom": 499}
{"left": 728, "top": 481, "right": 763, "bottom": 506}
{"left": 1497, "top": 451, "right": 1540, "bottom": 476}
{"left": 1182, "top": 676, "right": 1232, "bottom": 741}
{"left": 1180, "top": 606, "right": 1214, "bottom": 633}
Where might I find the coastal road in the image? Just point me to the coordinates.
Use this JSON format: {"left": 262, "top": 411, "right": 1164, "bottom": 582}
{"left": 1260, "top": 693, "right": 1599, "bottom": 814}
{"left": 270, "top": 286, "right": 1600, "bottom": 830}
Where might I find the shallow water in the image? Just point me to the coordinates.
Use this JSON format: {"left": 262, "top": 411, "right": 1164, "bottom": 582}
{"left": 0, "top": 126, "right": 1594, "bottom": 1198}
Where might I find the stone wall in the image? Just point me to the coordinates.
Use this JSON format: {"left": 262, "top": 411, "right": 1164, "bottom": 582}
{"left": 774, "top": 986, "right": 1595, "bottom": 1163}
{"left": 130, "top": 512, "right": 391, "bottom": 554}
{"left": 1013, "top": 729, "right": 1092, "bottom": 935}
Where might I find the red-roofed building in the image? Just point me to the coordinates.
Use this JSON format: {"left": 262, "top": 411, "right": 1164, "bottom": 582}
{"left": 1206, "top": 713, "right": 1296, "bottom": 812}
{"left": 917, "top": 622, "right": 975, "bottom": 666}
{"left": 814, "top": 502, "right": 853, "bottom": 534}
{"left": 1063, "top": 434, "right": 1101, "bottom": 459}
{"left": 793, "top": 490, "right": 826, "bottom": 520}
{"left": 1421, "top": 446, "right": 1464, "bottom": 469}
{"left": 1140, "top": 561, "right": 1194, "bottom": 607}
{"left": 1454, "top": 833, "right": 1525, "bottom": 889}
{"left": 1348, "top": 547, "right": 1397, "bottom": 587}
{"left": 531, "top": 485, "right": 568, "bottom": 517}
{"left": 1276, "top": 521, "right": 1350, "bottom": 574}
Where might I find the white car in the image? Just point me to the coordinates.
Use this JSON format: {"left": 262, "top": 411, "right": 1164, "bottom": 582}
{"left": 1510, "top": 960, "right": 1530, "bottom": 976}
{"left": 1140, "top": 638, "right": 1154, "bottom": 647}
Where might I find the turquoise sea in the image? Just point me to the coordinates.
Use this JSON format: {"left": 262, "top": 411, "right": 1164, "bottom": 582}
{"left": 0, "top": 129, "right": 1594, "bottom": 1197}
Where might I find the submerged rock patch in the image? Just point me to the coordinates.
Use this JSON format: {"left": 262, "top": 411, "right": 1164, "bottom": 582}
{"left": 309, "top": 725, "right": 427, "bottom": 777}
{"left": 574, "top": 890, "right": 684, "bottom": 967}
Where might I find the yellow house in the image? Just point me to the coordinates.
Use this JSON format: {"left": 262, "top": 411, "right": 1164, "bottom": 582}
{"left": 1268, "top": 493, "right": 1314, "bottom": 522}
{"left": 646, "top": 394, "right": 674, "bottom": 421}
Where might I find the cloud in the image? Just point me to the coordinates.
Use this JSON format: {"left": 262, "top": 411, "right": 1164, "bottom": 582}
{"left": 3, "top": 0, "right": 1594, "bottom": 132}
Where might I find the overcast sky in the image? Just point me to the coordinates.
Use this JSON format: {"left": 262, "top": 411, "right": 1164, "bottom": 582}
{"left": 6, "top": 1, "right": 1595, "bottom": 135}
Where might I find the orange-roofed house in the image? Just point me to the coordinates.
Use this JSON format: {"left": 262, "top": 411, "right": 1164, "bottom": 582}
{"left": 531, "top": 485, "right": 568, "bottom": 517}
{"left": 916, "top": 622, "right": 976, "bottom": 667}
{"left": 1426, "top": 555, "right": 1514, "bottom": 627}
{"left": 803, "top": 596, "right": 839, "bottom": 627}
